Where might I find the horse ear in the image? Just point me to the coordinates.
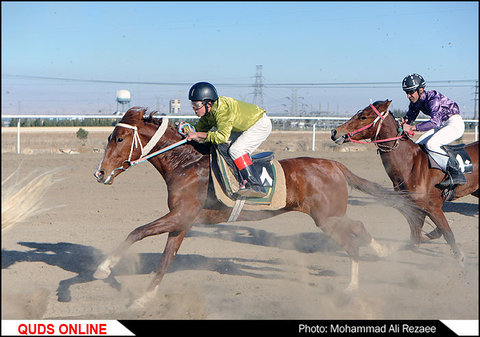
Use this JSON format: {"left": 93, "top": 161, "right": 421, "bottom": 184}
{"left": 141, "top": 109, "right": 159, "bottom": 122}
{"left": 148, "top": 110, "right": 158, "bottom": 119}
{"left": 138, "top": 107, "right": 149, "bottom": 120}
{"left": 386, "top": 99, "right": 392, "bottom": 107}
{"left": 123, "top": 107, "right": 147, "bottom": 121}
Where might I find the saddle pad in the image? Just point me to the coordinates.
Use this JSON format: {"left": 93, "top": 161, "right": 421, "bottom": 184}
{"left": 420, "top": 143, "right": 472, "bottom": 174}
{"left": 441, "top": 144, "right": 473, "bottom": 174}
{"left": 210, "top": 148, "right": 287, "bottom": 211}
{"left": 426, "top": 153, "right": 442, "bottom": 171}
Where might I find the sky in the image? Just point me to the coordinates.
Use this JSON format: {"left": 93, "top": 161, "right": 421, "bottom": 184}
{"left": 1, "top": 1, "right": 479, "bottom": 117}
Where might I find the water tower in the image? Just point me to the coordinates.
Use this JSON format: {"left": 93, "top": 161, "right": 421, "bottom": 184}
{"left": 115, "top": 89, "right": 131, "bottom": 115}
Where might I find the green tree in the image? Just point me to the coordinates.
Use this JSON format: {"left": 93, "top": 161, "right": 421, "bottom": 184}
{"left": 76, "top": 128, "right": 89, "bottom": 146}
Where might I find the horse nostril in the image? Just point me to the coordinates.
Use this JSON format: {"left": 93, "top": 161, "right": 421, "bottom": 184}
{"left": 94, "top": 170, "right": 105, "bottom": 180}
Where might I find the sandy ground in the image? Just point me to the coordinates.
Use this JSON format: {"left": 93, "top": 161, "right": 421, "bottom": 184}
{"left": 1, "top": 129, "right": 478, "bottom": 320}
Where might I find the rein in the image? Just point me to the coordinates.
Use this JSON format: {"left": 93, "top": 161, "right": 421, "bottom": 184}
{"left": 113, "top": 118, "right": 186, "bottom": 172}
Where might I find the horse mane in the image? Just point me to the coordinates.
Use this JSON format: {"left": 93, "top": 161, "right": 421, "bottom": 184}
{"left": 142, "top": 110, "right": 163, "bottom": 126}
{"left": 118, "top": 106, "right": 162, "bottom": 126}
{"left": 385, "top": 110, "right": 414, "bottom": 141}
{"left": 382, "top": 107, "right": 422, "bottom": 152}
{"left": 373, "top": 100, "right": 388, "bottom": 106}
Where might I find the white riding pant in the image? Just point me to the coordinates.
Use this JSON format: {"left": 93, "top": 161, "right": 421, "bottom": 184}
{"left": 228, "top": 114, "right": 272, "bottom": 160}
{"left": 415, "top": 114, "right": 464, "bottom": 170}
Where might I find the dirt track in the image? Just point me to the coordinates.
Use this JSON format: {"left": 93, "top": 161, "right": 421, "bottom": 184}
{"left": 1, "top": 129, "right": 478, "bottom": 319}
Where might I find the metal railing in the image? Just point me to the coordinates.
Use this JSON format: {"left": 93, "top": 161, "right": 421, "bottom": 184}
{"left": 2, "top": 114, "right": 478, "bottom": 154}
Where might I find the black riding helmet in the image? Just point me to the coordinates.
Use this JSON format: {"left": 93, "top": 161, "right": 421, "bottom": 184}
{"left": 188, "top": 82, "right": 218, "bottom": 116}
{"left": 188, "top": 82, "right": 219, "bottom": 102}
{"left": 402, "top": 73, "right": 426, "bottom": 95}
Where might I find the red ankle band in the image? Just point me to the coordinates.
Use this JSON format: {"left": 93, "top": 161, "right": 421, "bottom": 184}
{"left": 234, "top": 153, "right": 252, "bottom": 170}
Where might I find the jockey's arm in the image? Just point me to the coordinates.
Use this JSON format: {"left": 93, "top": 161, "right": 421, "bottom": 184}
{"left": 186, "top": 131, "right": 208, "bottom": 142}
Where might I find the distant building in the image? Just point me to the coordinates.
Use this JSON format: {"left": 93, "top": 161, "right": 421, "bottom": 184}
{"left": 169, "top": 99, "right": 181, "bottom": 114}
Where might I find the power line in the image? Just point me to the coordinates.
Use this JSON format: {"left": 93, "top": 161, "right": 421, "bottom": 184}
{"left": 1, "top": 74, "right": 250, "bottom": 87}
{"left": 3, "top": 74, "right": 477, "bottom": 88}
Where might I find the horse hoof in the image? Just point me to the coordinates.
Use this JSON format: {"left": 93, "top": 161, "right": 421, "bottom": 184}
{"left": 94, "top": 256, "right": 121, "bottom": 279}
{"left": 404, "top": 242, "right": 420, "bottom": 252}
{"left": 128, "top": 288, "right": 158, "bottom": 310}
{"left": 128, "top": 299, "right": 146, "bottom": 311}
{"left": 420, "top": 234, "right": 432, "bottom": 243}
{"left": 424, "top": 229, "right": 442, "bottom": 241}
{"left": 93, "top": 265, "right": 111, "bottom": 280}
{"left": 370, "top": 239, "right": 390, "bottom": 257}
{"left": 128, "top": 293, "right": 154, "bottom": 310}
{"left": 345, "top": 283, "right": 358, "bottom": 293}
{"left": 454, "top": 250, "right": 465, "bottom": 267}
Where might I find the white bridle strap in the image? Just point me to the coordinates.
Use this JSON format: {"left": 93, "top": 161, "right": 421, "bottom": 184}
{"left": 115, "top": 118, "right": 169, "bottom": 161}
{"left": 371, "top": 109, "right": 389, "bottom": 139}
{"left": 115, "top": 123, "right": 141, "bottom": 162}
{"left": 143, "top": 117, "right": 169, "bottom": 156}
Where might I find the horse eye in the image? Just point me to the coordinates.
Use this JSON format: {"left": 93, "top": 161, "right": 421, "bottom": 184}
{"left": 117, "top": 137, "right": 123, "bottom": 142}
{"left": 360, "top": 116, "right": 367, "bottom": 120}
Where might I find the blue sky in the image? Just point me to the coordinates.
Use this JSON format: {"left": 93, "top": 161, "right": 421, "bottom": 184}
{"left": 1, "top": 1, "right": 478, "bottom": 116}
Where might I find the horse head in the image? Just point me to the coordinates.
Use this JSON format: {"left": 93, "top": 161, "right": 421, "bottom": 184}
{"left": 94, "top": 106, "right": 157, "bottom": 185}
{"left": 331, "top": 100, "right": 392, "bottom": 144}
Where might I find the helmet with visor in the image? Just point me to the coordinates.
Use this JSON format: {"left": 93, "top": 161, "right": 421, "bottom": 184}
{"left": 402, "top": 73, "right": 426, "bottom": 95}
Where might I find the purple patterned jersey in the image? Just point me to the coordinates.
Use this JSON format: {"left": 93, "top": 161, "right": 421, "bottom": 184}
{"left": 404, "top": 90, "right": 460, "bottom": 132}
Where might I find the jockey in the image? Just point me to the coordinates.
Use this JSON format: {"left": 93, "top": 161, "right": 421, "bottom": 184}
{"left": 181, "top": 81, "right": 272, "bottom": 198}
{"left": 400, "top": 73, "right": 466, "bottom": 188}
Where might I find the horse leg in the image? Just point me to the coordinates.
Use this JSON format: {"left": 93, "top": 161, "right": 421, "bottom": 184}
{"left": 428, "top": 208, "right": 465, "bottom": 266}
{"left": 423, "top": 227, "right": 443, "bottom": 241}
{"left": 94, "top": 244, "right": 128, "bottom": 280}
{"left": 315, "top": 216, "right": 387, "bottom": 291}
{"left": 397, "top": 208, "right": 425, "bottom": 247}
{"left": 325, "top": 217, "right": 362, "bottom": 291}
{"left": 130, "top": 230, "right": 187, "bottom": 309}
{"left": 346, "top": 260, "right": 359, "bottom": 292}
{"left": 94, "top": 212, "right": 191, "bottom": 280}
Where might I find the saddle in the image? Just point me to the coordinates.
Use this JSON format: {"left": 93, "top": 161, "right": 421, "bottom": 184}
{"left": 422, "top": 143, "right": 473, "bottom": 174}
{"left": 209, "top": 143, "right": 286, "bottom": 211}
{"left": 441, "top": 144, "right": 473, "bottom": 174}
{"left": 421, "top": 143, "right": 473, "bottom": 200}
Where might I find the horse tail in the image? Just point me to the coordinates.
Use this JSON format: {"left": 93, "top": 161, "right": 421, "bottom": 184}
{"left": 2, "top": 167, "right": 61, "bottom": 232}
{"left": 336, "top": 162, "right": 428, "bottom": 222}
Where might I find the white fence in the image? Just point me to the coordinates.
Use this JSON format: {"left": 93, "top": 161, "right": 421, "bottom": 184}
{"left": 2, "top": 114, "right": 478, "bottom": 154}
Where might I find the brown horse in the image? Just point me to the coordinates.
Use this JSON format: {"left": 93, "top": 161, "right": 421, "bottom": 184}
{"left": 93, "top": 107, "right": 423, "bottom": 308}
{"left": 331, "top": 100, "right": 479, "bottom": 265}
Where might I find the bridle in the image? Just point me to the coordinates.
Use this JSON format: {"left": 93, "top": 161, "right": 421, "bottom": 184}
{"left": 103, "top": 118, "right": 187, "bottom": 175}
{"left": 346, "top": 104, "right": 409, "bottom": 152}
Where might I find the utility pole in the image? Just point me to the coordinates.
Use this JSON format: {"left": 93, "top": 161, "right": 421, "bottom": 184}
{"left": 474, "top": 81, "right": 479, "bottom": 141}
{"left": 474, "top": 81, "right": 478, "bottom": 120}
{"left": 252, "top": 65, "right": 264, "bottom": 108}
{"left": 284, "top": 89, "right": 305, "bottom": 115}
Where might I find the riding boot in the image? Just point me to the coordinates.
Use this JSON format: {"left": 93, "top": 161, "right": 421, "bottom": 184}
{"left": 234, "top": 154, "right": 267, "bottom": 198}
{"left": 436, "top": 158, "right": 466, "bottom": 189}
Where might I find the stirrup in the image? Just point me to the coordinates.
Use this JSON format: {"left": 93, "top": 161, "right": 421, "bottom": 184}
{"left": 436, "top": 175, "right": 465, "bottom": 190}
{"left": 236, "top": 180, "right": 266, "bottom": 198}
{"left": 436, "top": 176, "right": 452, "bottom": 189}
